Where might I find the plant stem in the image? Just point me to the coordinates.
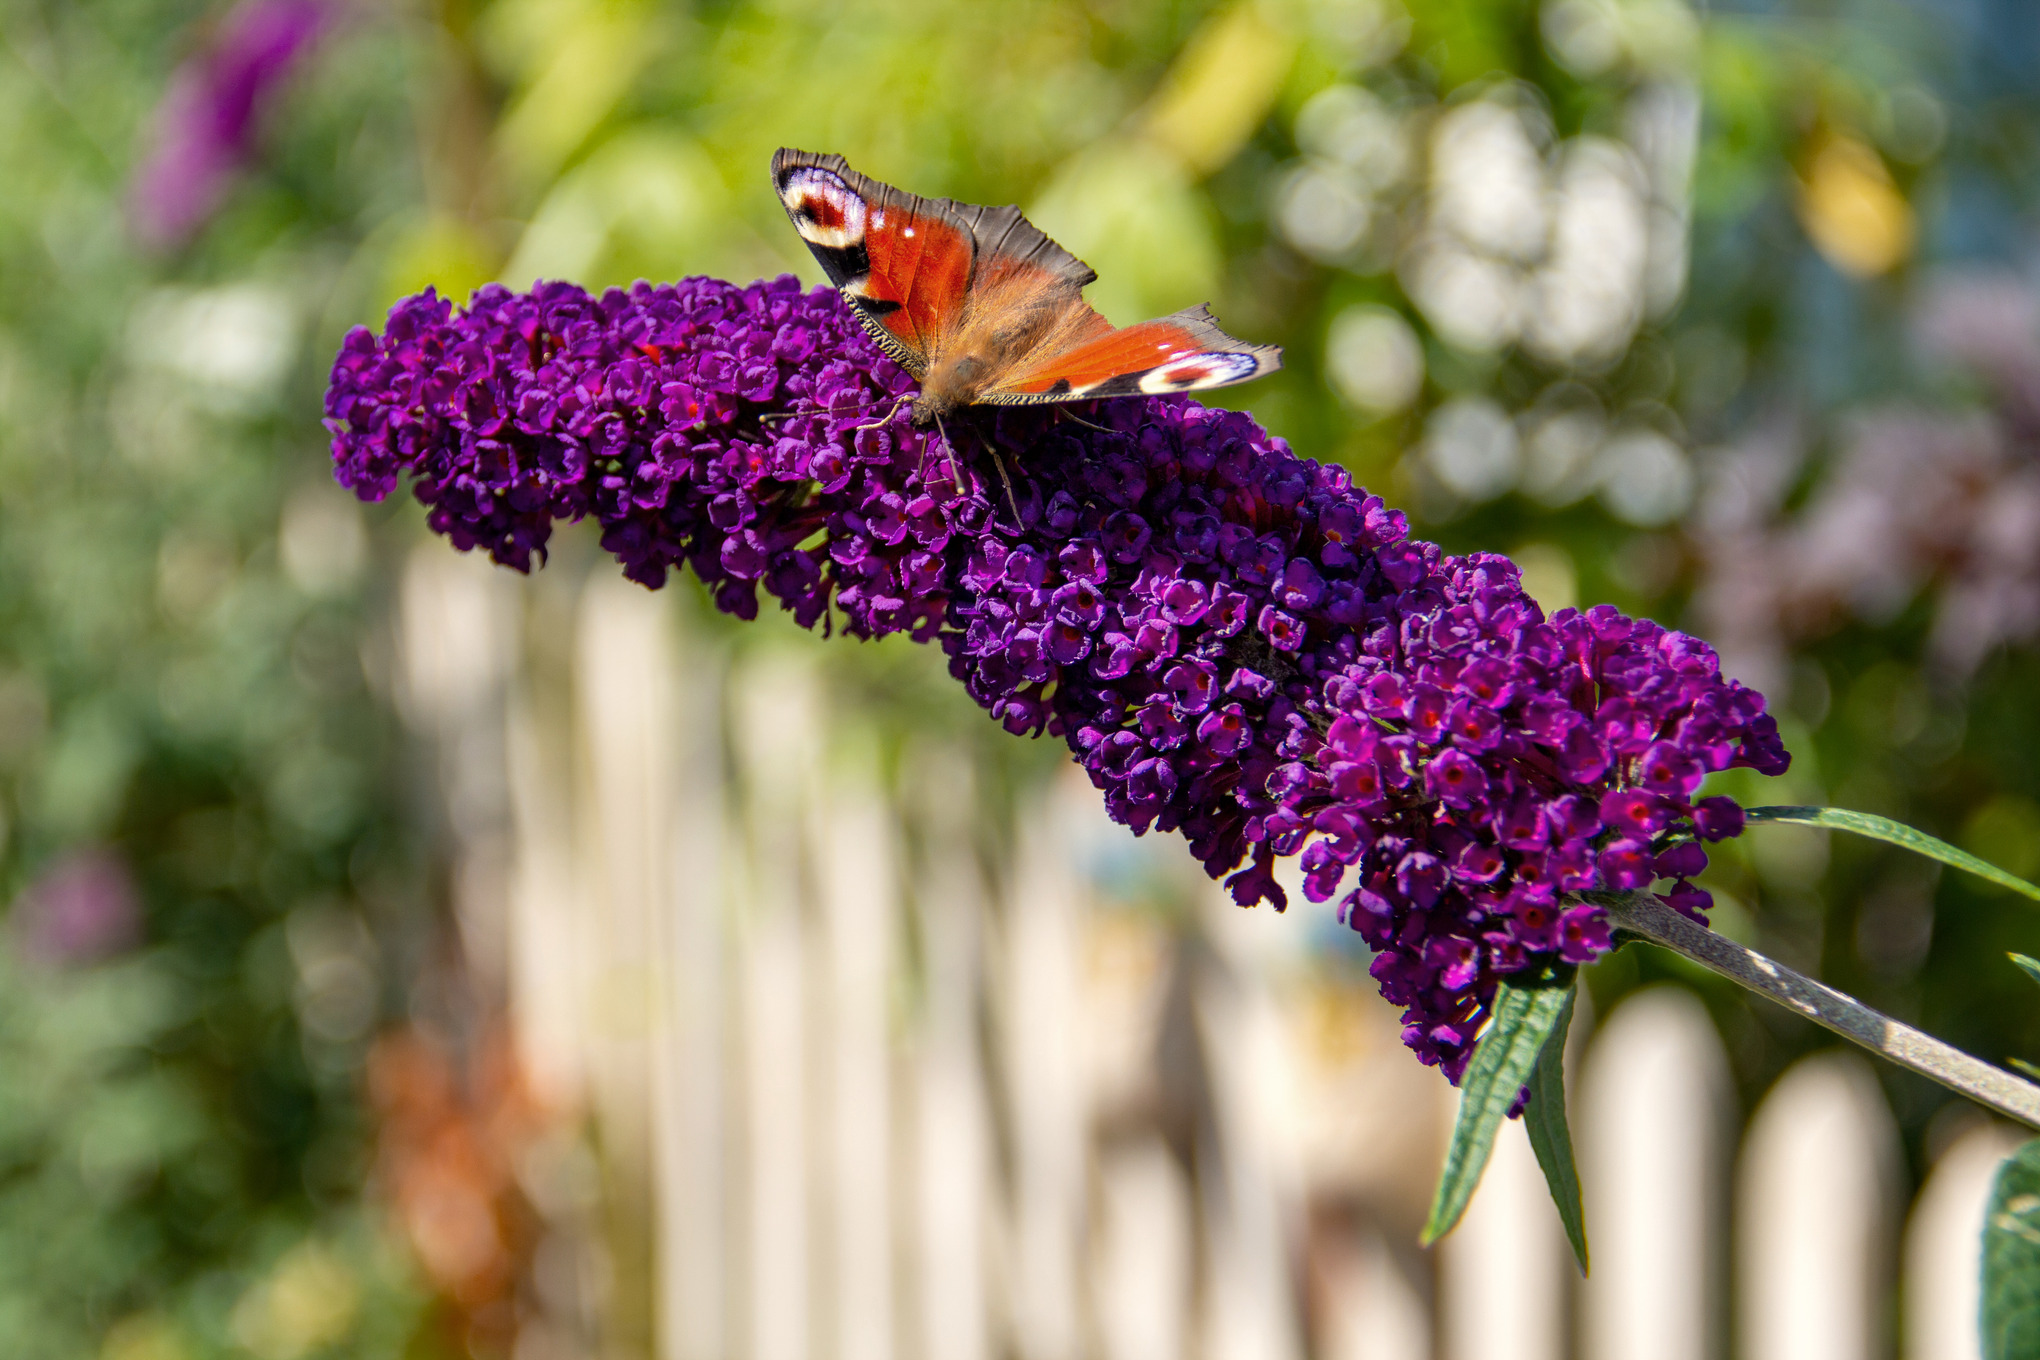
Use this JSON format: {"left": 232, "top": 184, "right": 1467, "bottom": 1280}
{"left": 1596, "top": 890, "right": 2040, "bottom": 1130}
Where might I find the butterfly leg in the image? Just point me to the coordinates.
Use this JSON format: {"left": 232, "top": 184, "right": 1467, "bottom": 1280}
{"left": 928, "top": 410, "right": 967, "bottom": 489}
{"left": 949, "top": 412, "right": 1020, "bottom": 525}
{"left": 1055, "top": 404, "right": 1120, "bottom": 435}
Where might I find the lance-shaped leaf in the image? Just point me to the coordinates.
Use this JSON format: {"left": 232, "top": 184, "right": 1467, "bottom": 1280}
{"left": 1746, "top": 806, "right": 2040, "bottom": 904}
{"left": 1422, "top": 969, "right": 1577, "bottom": 1248}
{"left": 1522, "top": 984, "right": 1588, "bottom": 1273}
{"left": 1983, "top": 1139, "right": 2040, "bottom": 1360}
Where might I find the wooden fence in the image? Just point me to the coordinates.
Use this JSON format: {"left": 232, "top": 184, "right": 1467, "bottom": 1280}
{"left": 390, "top": 550, "right": 2022, "bottom": 1360}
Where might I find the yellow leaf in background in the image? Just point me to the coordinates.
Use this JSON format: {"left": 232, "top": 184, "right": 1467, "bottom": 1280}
{"left": 229, "top": 1243, "right": 361, "bottom": 1360}
{"left": 1796, "top": 133, "right": 1914, "bottom": 277}
{"left": 492, "top": 2, "right": 658, "bottom": 190}
{"left": 503, "top": 130, "right": 780, "bottom": 291}
{"left": 101, "top": 1314, "right": 188, "bottom": 1360}
{"left": 1962, "top": 795, "right": 2040, "bottom": 887}
{"left": 378, "top": 214, "right": 500, "bottom": 313}
{"left": 1511, "top": 542, "right": 1579, "bottom": 614}
{"left": 1026, "top": 0, "right": 1297, "bottom": 325}
{"left": 1139, "top": 0, "right": 1300, "bottom": 176}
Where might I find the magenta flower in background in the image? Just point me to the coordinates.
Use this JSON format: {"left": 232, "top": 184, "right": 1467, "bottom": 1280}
{"left": 11, "top": 849, "right": 143, "bottom": 968}
{"left": 129, "top": 0, "right": 327, "bottom": 251}
{"left": 325, "top": 276, "right": 1789, "bottom": 1081}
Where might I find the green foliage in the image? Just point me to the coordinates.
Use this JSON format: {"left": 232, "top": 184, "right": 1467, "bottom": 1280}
{"left": 1747, "top": 807, "right": 2040, "bottom": 904}
{"left": 1522, "top": 982, "right": 1588, "bottom": 1273}
{"left": 1985, "top": 1140, "right": 2040, "bottom": 1360}
{"left": 1422, "top": 969, "right": 1579, "bottom": 1251}
{"left": 0, "top": 0, "right": 438, "bottom": 1350}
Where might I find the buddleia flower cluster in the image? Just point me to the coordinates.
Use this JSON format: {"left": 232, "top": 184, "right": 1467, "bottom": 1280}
{"left": 326, "top": 275, "right": 1789, "bottom": 1080}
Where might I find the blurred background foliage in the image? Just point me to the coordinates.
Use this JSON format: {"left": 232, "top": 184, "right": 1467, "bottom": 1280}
{"left": 5, "top": 0, "right": 2040, "bottom": 1353}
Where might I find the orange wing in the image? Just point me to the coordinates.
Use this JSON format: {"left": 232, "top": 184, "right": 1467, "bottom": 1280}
{"left": 987, "top": 304, "right": 1282, "bottom": 403}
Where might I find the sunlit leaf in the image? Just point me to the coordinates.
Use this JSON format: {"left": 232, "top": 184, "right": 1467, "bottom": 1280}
{"left": 1745, "top": 806, "right": 2040, "bottom": 904}
{"left": 1422, "top": 970, "right": 1576, "bottom": 1247}
{"left": 1522, "top": 984, "right": 1588, "bottom": 1273}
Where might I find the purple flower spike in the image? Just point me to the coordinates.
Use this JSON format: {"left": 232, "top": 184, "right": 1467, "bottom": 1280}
{"left": 324, "top": 277, "right": 1792, "bottom": 1084}
{"left": 130, "top": 0, "right": 327, "bottom": 251}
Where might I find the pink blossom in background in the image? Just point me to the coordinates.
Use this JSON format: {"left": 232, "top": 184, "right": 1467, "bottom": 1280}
{"left": 128, "top": 0, "right": 327, "bottom": 251}
{"left": 1693, "top": 269, "right": 2040, "bottom": 686}
{"left": 11, "top": 849, "right": 143, "bottom": 967}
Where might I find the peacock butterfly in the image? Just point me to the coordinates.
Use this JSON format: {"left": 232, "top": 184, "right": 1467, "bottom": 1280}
{"left": 771, "top": 148, "right": 1281, "bottom": 429}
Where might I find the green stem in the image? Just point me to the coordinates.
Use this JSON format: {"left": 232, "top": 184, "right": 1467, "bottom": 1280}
{"left": 1595, "top": 890, "right": 2040, "bottom": 1131}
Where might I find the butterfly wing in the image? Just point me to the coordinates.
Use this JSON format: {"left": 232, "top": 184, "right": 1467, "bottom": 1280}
{"left": 772, "top": 148, "right": 1098, "bottom": 380}
{"left": 773, "top": 149, "right": 961, "bottom": 374}
{"left": 773, "top": 149, "right": 1280, "bottom": 410}
{"left": 984, "top": 304, "right": 1283, "bottom": 403}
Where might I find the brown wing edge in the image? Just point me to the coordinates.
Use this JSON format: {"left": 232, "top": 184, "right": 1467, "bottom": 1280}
{"left": 948, "top": 202, "right": 1097, "bottom": 292}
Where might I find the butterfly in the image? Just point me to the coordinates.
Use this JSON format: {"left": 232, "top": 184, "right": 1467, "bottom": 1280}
{"left": 771, "top": 149, "right": 1281, "bottom": 430}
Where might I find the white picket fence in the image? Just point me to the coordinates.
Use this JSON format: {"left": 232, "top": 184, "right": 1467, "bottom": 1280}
{"left": 393, "top": 549, "right": 2025, "bottom": 1360}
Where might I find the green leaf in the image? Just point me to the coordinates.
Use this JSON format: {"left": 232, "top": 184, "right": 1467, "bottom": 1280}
{"left": 1745, "top": 806, "right": 2040, "bottom": 904}
{"left": 1522, "top": 985, "right": 1589, "bottom": 1274}
{"left": 1421, "top": 970, "right": 1576, "bottom": 1248}
{"left": 2008, "top": 958, "right": 2040, "bottom": 1085}
{"left": 1983, "top": 1140, "right": 2040, "bottom": 1360}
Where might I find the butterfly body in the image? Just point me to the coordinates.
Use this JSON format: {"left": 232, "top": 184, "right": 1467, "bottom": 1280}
{"left": 771, "top": 149, "right": 1279, "bottom": 428}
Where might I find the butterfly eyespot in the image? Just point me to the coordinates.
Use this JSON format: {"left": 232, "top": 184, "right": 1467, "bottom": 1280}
{"left": 1137, "top": 351, "right": 1262, "bottom": 394}
{"left": 801, "top": 194, "right": 845, "bottom": 230}
{"left": 780, "top": 166, "right": 866, "bottom": 248}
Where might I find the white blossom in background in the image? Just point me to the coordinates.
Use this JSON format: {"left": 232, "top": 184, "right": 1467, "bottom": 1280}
{"left": 1422, "top": 396, "right": 1520, "bottom": 501}
{"left": 1297, "top": 0, "right": 1412, "bottom": 70}
{"left": 1524, "top": 138, "right": 1650, "bottom": 364}
{"left": 1276, "top": 166, "right": 1373, "bottom": 262}
{"left": 1402, "top": 97, "right": 1548, "bottom": 351}
{"left": 1428, "top": 99, "right": 1551, "bottom": 260}
{"left": 1595, "top": 427, "right": 1694, "bottom": 525}
{"left": 279, "top": 485, "right": 367, "bottom": 597}
{"left": 1520, "top": 400, "right": 1608, "bottom": 506}
{"left": 1541, "top": 0, "right": 1700, "bottom": 79}
{"left": 129, "top": 282, "right": 297, "bottom": 411}
{"left": 1278, "top": 84, "right": 1410, "bottom": 264}
{"left": 1627, "top": 82, "right": 1702, "bottom": 317}
{"left": 1326, "top": 304, "right": 1424, "bottom": 414}
{"left": 1296, "top": 84, "right": 1411, "bottom": 190}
